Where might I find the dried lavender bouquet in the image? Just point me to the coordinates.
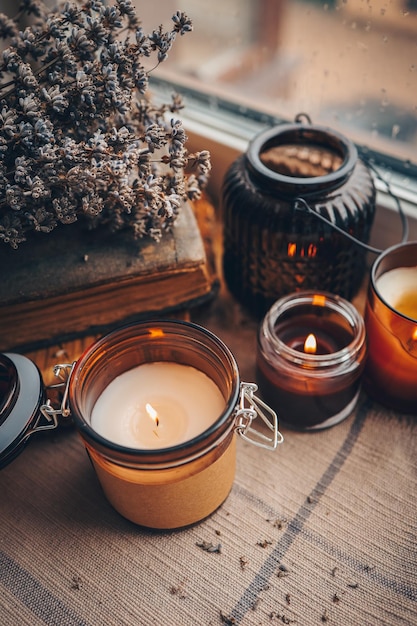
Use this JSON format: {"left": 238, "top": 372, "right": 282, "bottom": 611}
{"left": 0, "top": 0, "right": 210, "bottom": 248}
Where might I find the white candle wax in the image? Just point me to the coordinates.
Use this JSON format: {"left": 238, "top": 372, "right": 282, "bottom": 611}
{"left": 90, "top": 362, "right": 225, "bottom": 449}
{"left": 377, "top": 266, "right": 417, "bottom": 321}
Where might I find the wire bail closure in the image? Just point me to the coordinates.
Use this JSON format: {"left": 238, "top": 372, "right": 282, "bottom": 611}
{"left": 235, "top": 382, "right": 283, "bottom": 450}
{"left": 26, "top": 362, "right": 75, "bottom": 440}
{"left": 29, "top": 366, "right": 284, "bottom": 451}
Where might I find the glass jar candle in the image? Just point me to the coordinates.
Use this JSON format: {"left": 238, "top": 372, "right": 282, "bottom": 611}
{"left": 256, "top": 292, "right": 366, "bottom": 430}
{"left": 70, "top": 320, "right": 243, "bottom": 529}
{"left": 364, "top": 241, "right": 417, "bottom": 414}
{"left": 0, "top": 320, "right": 282, "bottom": 528}
{"left": 222, "top": 116, "right": 376, "bottom": 317}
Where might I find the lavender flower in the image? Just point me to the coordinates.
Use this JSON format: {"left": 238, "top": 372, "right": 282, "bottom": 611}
{"left": 0, "top": 0, "right": 210, "bottom": 248}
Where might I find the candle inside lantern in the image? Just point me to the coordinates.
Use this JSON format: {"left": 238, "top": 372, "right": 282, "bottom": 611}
{"left": 90, "top": 362, "right": 225, "bottom": 449}
{"left": 256, "top": 292, "right": 366, "bottom": 430}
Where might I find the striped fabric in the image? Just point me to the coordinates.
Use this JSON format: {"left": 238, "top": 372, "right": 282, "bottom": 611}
{"left": 1, "top": 301, "right": 416, "bottom": 626}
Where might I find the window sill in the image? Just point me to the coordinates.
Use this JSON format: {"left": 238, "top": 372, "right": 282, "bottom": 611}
{"left": 150, "top": 75, "right": 417, "bottom": 251}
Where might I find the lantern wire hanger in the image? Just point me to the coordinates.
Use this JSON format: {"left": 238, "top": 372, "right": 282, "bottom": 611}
{"left": 293, "top": 115, "right": 410, "bottom": 256}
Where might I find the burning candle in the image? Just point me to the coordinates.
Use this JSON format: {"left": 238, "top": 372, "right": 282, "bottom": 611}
{"left": 275, "top": 311, "right": 349, "bottom": 355}
{"left": 90, "top": 362, "right": 225, "bottom": 449}
{"left": 69, "top": 320, "right": 243, "bottom": 529}
{"left": 304, "top": 334, "right": 317, "bottom": 353}
{"left": 256, "top": 292, "right": 366, "bottom": 430}
{"left": 0, "top": 320, "right": 282, "bottom": 526}
{"left": 364, "top": 242, "right": 417, "bottom": 414}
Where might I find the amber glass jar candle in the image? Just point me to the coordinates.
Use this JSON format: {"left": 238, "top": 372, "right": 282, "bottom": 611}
{"left": 256, "top": 292, "right": 366, "bottom": 430}
{"left": 364, "top": 241, "right": 417, "bottom": 414}
{"left": 69, "top": 320, "right": 242, "bottom": 529}
{"left": 1, "top": 322, "right": 282, "bottom": 526}
{"left": 222, "top": 117, "right": 375, "bottom": 317}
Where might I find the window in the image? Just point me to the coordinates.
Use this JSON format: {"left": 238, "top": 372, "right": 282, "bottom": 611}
{"left": 141, "top": 1, "right": 417, "bottom": 161}
{"left": 140, "top": 0, "right": 417, "bottom": 244}
{"left": 1, "top": 0, "right": 416, "bottom": 240}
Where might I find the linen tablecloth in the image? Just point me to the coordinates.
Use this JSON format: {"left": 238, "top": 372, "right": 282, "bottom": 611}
{"left": 1, "top": 292, "right": 416, "bottom": 626}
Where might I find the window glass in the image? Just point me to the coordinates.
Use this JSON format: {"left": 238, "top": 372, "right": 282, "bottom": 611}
{"left": 138, "top": 0, "right": 417, "bottom": 164}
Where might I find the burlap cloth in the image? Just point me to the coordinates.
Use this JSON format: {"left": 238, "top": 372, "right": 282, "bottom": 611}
{"left": 1, "top": 291, "right": 416, "bottom": 626}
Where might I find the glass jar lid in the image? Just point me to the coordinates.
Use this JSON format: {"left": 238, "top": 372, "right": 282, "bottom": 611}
{"left": 0, "top": 353, "right": 44, "bottom": 468}
{"left": 0, "top": 353, "right": 19, "bottom": 425}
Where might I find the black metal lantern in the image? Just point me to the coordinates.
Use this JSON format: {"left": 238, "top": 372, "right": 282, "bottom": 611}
{"left": 222, "top": 115, "right": 376, "bottom": 317}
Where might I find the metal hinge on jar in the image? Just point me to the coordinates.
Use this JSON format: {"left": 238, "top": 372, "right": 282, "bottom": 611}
{"left": 235, "top": 382, "right": 283, "bottom": 450}
{"left": 26, "top": 362, "right": 75, "bottom": 439}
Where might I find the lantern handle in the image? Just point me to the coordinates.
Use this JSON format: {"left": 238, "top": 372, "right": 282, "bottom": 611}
{"left": 294, "top": 112, "right": 312, "bottom": 125}
{"left": 234, "top": 382, "right": 283, "bottom": 450}
{"left": 294, "top": 161, "right": 409, "bottom": 256}
{"left": 294, "top": 196, "right": 384, "bottom": 254}
{"left": 292, "top": 113, "right": 409, "bottom": 254}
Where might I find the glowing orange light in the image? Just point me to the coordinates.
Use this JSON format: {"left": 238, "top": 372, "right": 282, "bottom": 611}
{"left": 312, "top": 294, "right": 326, "bottom": 307}
{"left": 308, "top": 244, "right": 317, "bottom": 257}
{"left": 304, "top": 333, "right": 317, "bottom": 354}
{"left": 287, "top": 243, "right": 297, "bottom": 257}
{"left": 148, "top": 328, "right": 165, "bottom": 339}
{"left": 413, "top": 328, "right": 417, "bottom": 342}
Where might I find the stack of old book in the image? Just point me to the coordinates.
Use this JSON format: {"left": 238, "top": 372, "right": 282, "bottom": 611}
{"left": 0, "top": 198, "right": 219, "bottom": 351}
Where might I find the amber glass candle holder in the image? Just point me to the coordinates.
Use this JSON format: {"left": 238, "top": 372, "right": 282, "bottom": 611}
{"left": 1, "top": 322, "right": 282, "bottom": 527}
{"left": 364, "top": 241, "right": 417, "bottom": 414}
{"left": 256, "top": 292, "right": 366, "bottom": 430}
{"left": 68, "top": 320, "right": 242, "bottom": 529}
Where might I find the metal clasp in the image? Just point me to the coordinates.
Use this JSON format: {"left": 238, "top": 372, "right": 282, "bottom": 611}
{"left": 25, "top": 362, "right": 75, "bottom": 439}
{"left": 234, "top": 382, "right": 283, "bottom": 450}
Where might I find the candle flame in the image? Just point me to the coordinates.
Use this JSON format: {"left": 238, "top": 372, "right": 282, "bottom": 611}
{"left": 145, "top": 402, "right": 159, "bottom": 427}
{"left": 304, "top": 333, "right": 317, "bottom": 354}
